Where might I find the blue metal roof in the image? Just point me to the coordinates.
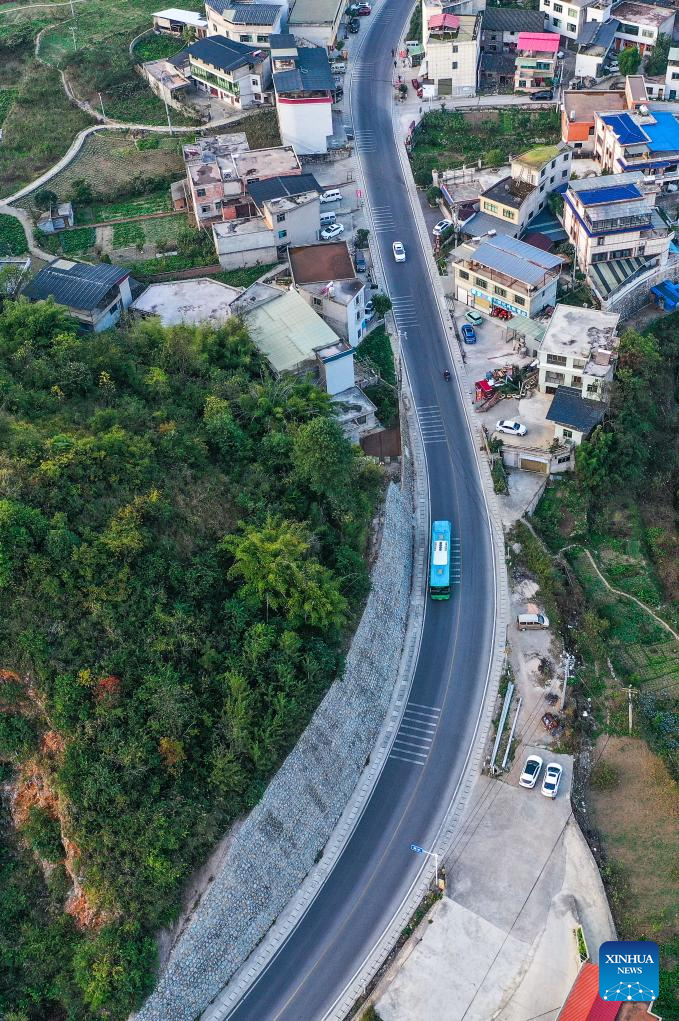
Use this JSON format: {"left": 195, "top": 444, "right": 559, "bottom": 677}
{"left": 601, "top": 113, "right": 648, "bottom": 146}
{"left": 577, "top": 182, "right": 643, "bottom": 206}
{"left": 644, "top": 111, "right": 679, "bottom": 153}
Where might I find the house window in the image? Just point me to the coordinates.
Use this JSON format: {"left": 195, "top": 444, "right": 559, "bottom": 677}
{"left": 494, "top": 286, "right": 507, "bottom": 297}
{"left": 541, "top": 167, "right": 546, "bottom": 178}
{"left": 278, "top": 230, "right": 287, "bottom": 239}
{"left": 562, "top": 169, "right": 568, "bottom": 178}
{"left": 196, "top": 188, "right": 206, "bottom": 197}
{"left": 586, "top": 383, "right": 598, "bottom": 394}
{"left": 474, "top": 276, "right": 487, "bottom": 288}
{"left": 568, "top": 6, "right": 577, "bottom": 15}
{"left": 544, "top": 0, "right": 550, "bottom": 6}
{"left": 572, "top": 359, "right": 585, "bottom": 369}
{"left": 571, "top": 375, "right": 582, "bottom": 387}
{"left": 251, "top": 78, "right": 259, "bottom": 86}
{"left": 550, "top": 175, "right": 555, "bottom": 184}
{"left": 452, "top": 44, "right": 458, "bottom": 53}
{"left": 459, "top": 269, "right": 470, "bottom": 280}
{"left": 551, "top": 160, "right": 556, "bottom": 168}
{"left": 539, "top": 183, "right": 545, "bottom": 192}
{"left": 201, "top": 205, "right": 210, "bottom": 214}
{"left": 240, "top": 33, "right": 252, "bottom": 41}
{"left": 452, "top": 61, "right": 458, "bottom": 70}
{"left": 641, "top": 28, "right": 654, "bottom": 38}
{"left": 568, "top": 22, "right": 576, "bottom": 30}
{"left": 514, "top": 295, "right": 526, "bottom": 306}
{"left": 313, "top": 297, "right": 322, "bottom": 307}
{"left": 257, "top": 34, "right": 268, "bottom": 42}
{"left": 502, "top": 208, "right": 514, "bottom": 219}
{"left": 547, "top": 353, "right": 567, "bottom": 366}
{"left": 562, "top": 428, "right": 573, "bottom": 439}
{"left": 356, "top": 415, "right": 367, "bottom": 424}
{"left": 484, "top": 201, "right": 498, "bottom": 213}
{"left": 552, "top": 17, "right": 560, "bottom": 26}
{"left": 597, "top": 237, "right": 604, "bottom": 246}
{"left": 277, "top": 212, "right": 286, "bottom": 223}
{"left": 553, "top": 3, "right": 563, "bottom": 12}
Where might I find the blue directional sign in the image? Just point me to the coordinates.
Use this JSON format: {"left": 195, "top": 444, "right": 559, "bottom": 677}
{"left": 410, "top": 843, "right": 425, "bottom": 854}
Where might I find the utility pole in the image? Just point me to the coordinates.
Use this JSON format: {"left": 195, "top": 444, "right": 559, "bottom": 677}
{"left": 98, "top": 92, "right": 106, "bottom": 120}
{"left": 160, "top": 74, "right": 174, "bottom": 135}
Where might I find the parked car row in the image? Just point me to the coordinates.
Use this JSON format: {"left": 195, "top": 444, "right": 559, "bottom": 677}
{"left": 519, "top": 755, "right": 563, "bottom": 799}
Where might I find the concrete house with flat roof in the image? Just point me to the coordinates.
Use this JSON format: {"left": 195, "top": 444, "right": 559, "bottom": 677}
{"left": 612, "top": 0, "right": 674, "bottom": 56}
{"left": 422, "top": 2, "right": 482, "bottom": 98}
{"left": 562, "top": 87, "right": 627, "bottom": 154}
{"left": 537, "top": 303, "right": 619, "bottom": 400}
{"left": 204, "top": 0, "right": 286, "bottom": 47}
{"left": 541, "top": 0, "right": 613, "bottom": 43}
{"left": 288, "top": 0, "right": 344, "bottom": 47}
{"left": 130, "top": 278, "right": 242, "bottom": 327}
{"left": 288, "top": 241, "right": 367, "bottom": 347}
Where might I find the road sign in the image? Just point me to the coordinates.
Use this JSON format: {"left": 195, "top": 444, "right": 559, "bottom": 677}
{"left": 410, "top": 843, "right": 425, "bottom": 854}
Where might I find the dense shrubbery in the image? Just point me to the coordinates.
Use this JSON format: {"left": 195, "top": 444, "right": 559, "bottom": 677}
{"left": 0, "top": 298, "right": 380, "bottom": 1017}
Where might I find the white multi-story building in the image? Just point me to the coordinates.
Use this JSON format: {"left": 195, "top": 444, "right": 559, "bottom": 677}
{"left": 594, "top": 108, "right": 679, "bottom": 187}
{"left": 541, "top": 0, "right": 612, "bottom": 42}
{"left": 564, "top": 171, "right": 671, "bottom": 303}
{"left": 612, "top": 1, "right": 675, "bottom": 56}
{"left": 271, "top": 34, "right": 334, "bottom": 155}
{"left": 537, "top": 304, "right": 619, "bottom": 397}
{"left": 422, "top": 1, "right": 482, "bottom": 97}
{"left": 665, "top": 46, "right": 679, "bottom": 100}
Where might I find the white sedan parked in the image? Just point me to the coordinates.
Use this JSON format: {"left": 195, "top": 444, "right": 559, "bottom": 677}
{"left": 321, "top": 223, "right": 345, "bottom": 241}
{"left": 541, "top": 762, "right": 563, "bottom": 799}
{"left": 392, "top": 241, "right": 406, "bottom": 262}
{"left": 519, "top": 754, "right": 543, "bottom": 789}
{"left": 496, "top": 419, "right": 527, "bottom": 437}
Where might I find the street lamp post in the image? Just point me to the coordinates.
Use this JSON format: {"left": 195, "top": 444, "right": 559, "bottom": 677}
{"left": 410, "top": 843, "right": 440, "bottom": 888}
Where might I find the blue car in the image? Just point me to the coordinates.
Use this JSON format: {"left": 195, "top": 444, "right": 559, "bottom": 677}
{"left": 461, "top": 323, "right": 476, "bottom": 344}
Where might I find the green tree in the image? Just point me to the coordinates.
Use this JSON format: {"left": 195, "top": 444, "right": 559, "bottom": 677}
{"left": 645, "top": 32, "right": 670, "bottom": 75}
{"left": 73, "top": 923, "right": 156, "bottom": 1014}
{"left": 485, "top": 148, "right": 504, "bottom": 168}
{"left": 355, "top": 228, "right": 369, "bottom": 250}
{"left": 618, "top": 46, "right": 641, "bottom": 75}
{"left": 33, "top": 189, "right": 58, "bottom": 211}
{"left": 371, "top": 292, "right": 393, "bottom": 318}
{"left": 292, "top": 417, "right": 356, "bottom": 512}
{"left": 69, "top": 178, "right": 94, "bottom": 204}
{"left": 21, "top": 806, "right": 64, "bottom": 862}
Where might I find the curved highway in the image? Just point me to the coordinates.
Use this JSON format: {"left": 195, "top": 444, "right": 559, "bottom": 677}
{"left": 223, "top": 3, "right": 499, "bottom": 1018}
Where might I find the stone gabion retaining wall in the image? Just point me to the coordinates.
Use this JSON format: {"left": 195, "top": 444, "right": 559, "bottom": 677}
{"left": 135, "top": 481, "right": 414, "bottom": 1021}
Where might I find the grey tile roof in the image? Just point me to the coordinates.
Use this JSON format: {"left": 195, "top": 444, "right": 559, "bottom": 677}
{"left": 481, "top": 7, "right": 545, "bottom": 33}
{"left": 248, "top": 173, "right": 321, "bottom": 205}
{"left": 187, "top": 35, "right": 265, "bottom": 73}
{"left": 546, "top": 385, "right": 605, "bottom": 434}
{"left": 207, "top": 0, "right": 280, "bottom": 23}
{"left": 269, "top": 32, "right": 296, "bottom": 48}
{"left": 480, "top": 51, "right": 516, "bottom": 74}
{"left": 22, "top": 260, "right": 128, "bottom": 312}
{"left": 273, "top": 46, "right": 334, "bottom": 93}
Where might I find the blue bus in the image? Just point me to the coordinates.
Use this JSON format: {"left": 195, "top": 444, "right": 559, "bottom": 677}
{"left": 429, "top": 520, "right": 452, "bottom": 600}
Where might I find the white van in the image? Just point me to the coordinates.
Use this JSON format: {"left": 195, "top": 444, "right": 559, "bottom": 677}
{"left": 517, "top": 613, "right": 550, "bottom": 631}
{"left": 320, "top": 211, "right": 337, "bottom": 226}
{"left": 320, "top": 188, "right": 342, "bottom": 204}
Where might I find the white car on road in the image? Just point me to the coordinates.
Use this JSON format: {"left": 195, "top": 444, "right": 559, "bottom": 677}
{"left": 496, "top": 419, "right": 527, "bottom": 436}
{"left": 392, "top": 241, "right": 406, "bottom": 262}
{"left": 519, "top": 754, "right": 543, "bottom": 789}
{"left": 541, "top": 762, "right": 563, "bottom": 799}
{"left": 321, "top": 223, "right": 345, "bottom": 241}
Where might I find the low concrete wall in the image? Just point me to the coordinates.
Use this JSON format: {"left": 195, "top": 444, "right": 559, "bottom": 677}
{"left": 135, "top": 481, "right": 414, "bottom": 1021}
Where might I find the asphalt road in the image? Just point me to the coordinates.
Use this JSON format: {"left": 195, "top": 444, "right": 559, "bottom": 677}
{"left": 223, "top": 5, "right": 498, "bottom": 1020}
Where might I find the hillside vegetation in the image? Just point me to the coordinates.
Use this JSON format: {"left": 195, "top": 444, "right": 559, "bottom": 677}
{"left": 0, "top": 299, "right": 380, "bottom": 1018}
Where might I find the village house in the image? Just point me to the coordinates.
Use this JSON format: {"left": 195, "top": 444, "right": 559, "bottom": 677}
{"left": 204, "top": 0, "right": 286, "bottom": 47}
{"left": 574, "top": 17, "right": 618, "bottom": 79}
{"left": 180, "top": 35, "right": 271, "bottom": 111}
{"left": 541, "top": 0, "right": 612, "bottom": 43}
{"left": 177, "top": 134, "right": 301, "bottom": 225}
{"left": 537, "top": 303, "right": 619, "bottom": 401}
{"left": 594, "top": 108, "right": 679, "bottom": 188}
{"left": 22, "top": 259, "right": 133, "bottom": 333}
{"left": 213, "top": 217, "right": 278, "bottom": 269}
{"left": 514, "top": 31, "right": 560, "bottom": 94}
{"left": 563, "top": 171, "right": 671, "bottom": 304}
{"left": 271, "top": 34, "right": 334, "bottom": 155}
{"left": 452, "top": 233, "right": 562, "bottom": 319}
{"left": 288, "top": 241, "right": 367, "bottom": 347}
{"left": 142, "top": 57, "right": 192, "bottom": 110}
{"left": 422, "top": 0, "right": 482, "bottom": 98}
{"left": 287, "top": 0, "right": 344, "bottom": 48}
{"left": 481, "top": 7, "right": 546, "bottom": 53}
{"left": 665, "top": 46, "right": 679, "bottom": 100}
{"left": 561, "top": 86, "right": 627, "bottom": 154}
{"left": 611, "top": 0, "right": 675, "bottom": 56}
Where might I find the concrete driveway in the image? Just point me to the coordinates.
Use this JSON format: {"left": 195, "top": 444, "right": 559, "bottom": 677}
{"left": 374, "top": 754, "right": 615, "bottom": 1021}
